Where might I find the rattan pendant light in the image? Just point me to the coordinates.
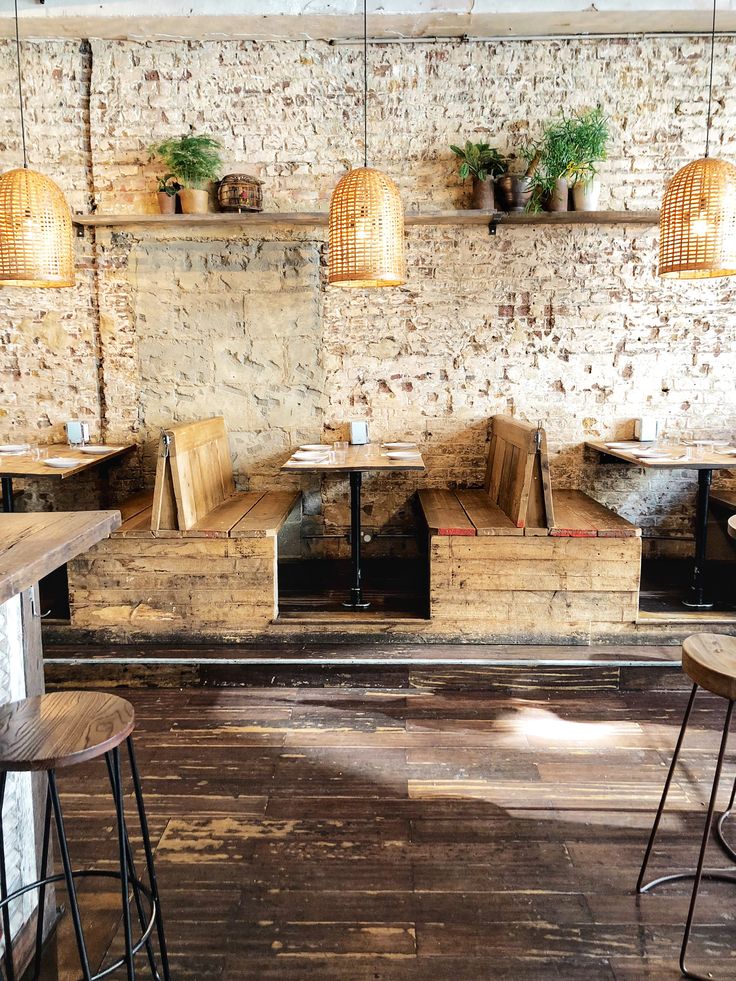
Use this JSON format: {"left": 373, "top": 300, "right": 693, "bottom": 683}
{"left": 328, "top": 0, "right": 406, "bottom": 287}
{"left": 0, "top": 0, "right": 74, "bottom": 288}
{"left": 659, "top": 0, "right": 736, "bottom": 279}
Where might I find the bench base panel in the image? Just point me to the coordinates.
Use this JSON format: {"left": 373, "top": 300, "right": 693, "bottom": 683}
{"left": 69, "top": 536, "right": 277, "bottom": 634}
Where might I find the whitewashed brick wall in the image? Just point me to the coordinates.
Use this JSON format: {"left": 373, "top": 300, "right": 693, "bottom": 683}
{"left": 1, "top": 36, "right": 735, "bottom": 551}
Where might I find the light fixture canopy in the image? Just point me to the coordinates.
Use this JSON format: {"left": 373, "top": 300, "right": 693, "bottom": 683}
{"left": 0, "top": 168, "right": 74, "bottom": 288}
{"left": 659, "top": 157, "right": 736, "bottom": 279}
{"left": 329, "top": 167, "right": 406, "bottom": 288}
{"left": 0, "top": 0, "right": 74, "bottom": 289}
{"left": 327, "top": 0, "right": 405, "bottom": 288}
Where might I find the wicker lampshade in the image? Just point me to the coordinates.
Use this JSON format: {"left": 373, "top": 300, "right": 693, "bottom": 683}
{"left": 0, "top": 167, "right": 74, "bottom": 288}
{"left": 659, "top": 157, "right": 736, "bottom": 279}
{"left": 328, "top": 167, "right": 406, "bottom": 287}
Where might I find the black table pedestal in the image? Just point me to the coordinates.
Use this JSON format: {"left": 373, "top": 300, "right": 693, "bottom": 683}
{"left": 1, "top": 477, "right": 13, "bottom": 513}
{"left": 343, "top": 470, "right": 370, "bottom": 610}
{"left": 683, "top": 468, "right": 714, "bottom": 610}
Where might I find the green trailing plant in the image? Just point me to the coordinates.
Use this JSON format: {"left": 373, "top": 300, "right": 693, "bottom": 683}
{"left": 149, "top": 135, "right": 223, "bottom": 189}
{"left": 450, "top": 141, "right": 506, "bottom": 182}
{"left": 156, "top": 173, "right": 182, "bottom": 196}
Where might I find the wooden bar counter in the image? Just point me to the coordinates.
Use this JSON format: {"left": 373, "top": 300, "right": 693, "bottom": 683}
{"left": 0, "top": 511, "right": 120, "bottom": 970}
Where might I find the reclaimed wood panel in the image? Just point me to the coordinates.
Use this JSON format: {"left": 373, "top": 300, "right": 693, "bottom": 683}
{"left": 418, "top": 490, "right": 475, "bottom": 536}
{"left": 230, "top": 491, "right": 301, "bottom": 538}
{"left": 552, "top": 490, "right": 640, "bottom": 538}
{"left": 454, "top": 490, "right": 523, "bottom": 536}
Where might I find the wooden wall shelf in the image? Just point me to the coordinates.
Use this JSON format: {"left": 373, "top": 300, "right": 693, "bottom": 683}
{"left": 72, "top": 209, "right": 659, "bottom": 231}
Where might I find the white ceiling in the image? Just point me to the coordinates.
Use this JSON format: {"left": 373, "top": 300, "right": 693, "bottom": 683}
{"left": 5, "top": 1, "right": 736, "bottom": 41}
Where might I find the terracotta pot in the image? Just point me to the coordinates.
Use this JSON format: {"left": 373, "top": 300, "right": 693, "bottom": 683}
{"left": 178, "top": 188, "right": 209, "bottom": 215}
{"left": 157, "top": 191, "right": 176, "bottom": 214}
{"left": 495, "top": 175, "right": 532, "bottom": 213}
{"left": 545, "top": 178, "right": 569, "bottom": 212}
{"left": 572, "top": 176, "right": 601, "bottom": 212}
{"left": 470, "top": 177, "right": 495, "bottom": 211}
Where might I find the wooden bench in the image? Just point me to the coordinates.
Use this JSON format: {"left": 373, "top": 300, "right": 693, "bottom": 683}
{"left": 707, "top": 487, "right": 736, "bottom": 560}
{"left": 418, "top": 416, "right": 642, "bottom": 640}
{"left": 68, "top": 418, "right": 301, "bottom": 637}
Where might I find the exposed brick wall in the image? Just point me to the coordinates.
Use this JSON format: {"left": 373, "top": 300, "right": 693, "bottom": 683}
{"left": 1, "top": 36, "right": 735, "bottom": 552}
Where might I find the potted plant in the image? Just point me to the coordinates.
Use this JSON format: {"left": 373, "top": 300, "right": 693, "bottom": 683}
{"left": 155, "top": 174, "right": 181, "bottom": 214}
{"left": 149, "top": 135, "right": 223, "bottom": 214}
{"left": 523, "top": 117, "right": 577, "bottom": 213}
{"left": 566, "top": 107, "right": 609, "bottom": 211}
{"left": 450, "top": 141, "right": 506, "bottom": 210}
{"left": 496, "top": 144, "right": 538, "bottom": 212}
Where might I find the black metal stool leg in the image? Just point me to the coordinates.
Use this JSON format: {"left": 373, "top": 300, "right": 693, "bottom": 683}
{"left": 637, "top": 683, "right": 699, "bottom": 892}
{"left": 679, "top": 699, "right": 734, "bottom": 980}
{"left": 0, "top": 772, "right": 16, "bottom": 981}
{"left": 715, "top": 770, "right": 736, "bottom": 862}
{"left": 105, "top": 753, "right": 159, "bottom": 980}
{"left": 127, "top": 738, "right": 171, "bottom": 981}
{"left": 48, "top": 770, "right": 93, "bottom": 981}
{"left": 111, "top": 749, "right": 136, "bottom": 981}
{"left": 31, "top": 782, "right": 52, "bottom": 981}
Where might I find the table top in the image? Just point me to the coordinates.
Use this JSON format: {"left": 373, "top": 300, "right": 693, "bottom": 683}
{"left": 281, "top": 443, "right": 426, "bottom": 474}
{"left": 586, "top": 440, "right": 736, "bottom": 471}
{"left": 0, "top": 443, "right": 134, "bottom": 480}
{"left": 0, "top": 511, "right": 121, "bottom": 605}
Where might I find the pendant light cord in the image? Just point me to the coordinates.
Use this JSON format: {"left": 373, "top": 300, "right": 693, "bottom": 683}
{"left": 13, "top": 0, "right": 27, "bottom": 168}
{"left": 705, "top": 0, "right": 717, "bottom": 158}
{"left": 363, "top": 0, "right": 368, "bottom": 168}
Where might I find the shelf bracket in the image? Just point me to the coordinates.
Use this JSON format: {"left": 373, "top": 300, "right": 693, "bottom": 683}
{"left": 74, "top": 221, "right": 85, "bottom": 238}
{"left": 488, "top": 218, "right": 497, "bottom": 236}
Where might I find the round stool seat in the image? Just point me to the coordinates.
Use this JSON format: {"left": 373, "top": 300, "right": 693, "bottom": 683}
{"left": 0, "top": 691, "right": 135, "bottom": 772}
{"left": 728, "top": 514, "right": 736, "bottom": 540}
{"left": 682, "top": 633, "right": 736, "bottom": 701}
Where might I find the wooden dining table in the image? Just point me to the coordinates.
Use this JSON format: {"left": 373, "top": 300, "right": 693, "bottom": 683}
{"left": 0, "top": 444, "right": 134, "bottom": 513}
{"left": 282, "top": 442, "right": 426, "bottom": 609}
{"left": 586, "top": 439, "right": 736, "bottom": 609}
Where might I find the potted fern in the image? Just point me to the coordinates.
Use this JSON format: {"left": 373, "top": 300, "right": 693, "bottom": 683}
{"left": 149, "top": 135, "right": 223, "bottom": 214}
{"left": 450, "top": 141, "right": 506, "bottom": 210}
{"left": 567, "top": 107, "right": 609, "bottom": 211}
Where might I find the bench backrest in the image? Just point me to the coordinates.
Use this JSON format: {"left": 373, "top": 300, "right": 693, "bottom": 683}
{"left": 151, "top": 417, "right": 235, "bottom": 531}
{"left": 483, "top": 415, "right": 554, "bottom": 530}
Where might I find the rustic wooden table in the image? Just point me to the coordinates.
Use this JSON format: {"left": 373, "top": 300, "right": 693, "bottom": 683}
{"left": 282, "top": 443, "right": 426, "bottom": 609}
{"left": 0, "top": 444, "right": 134, "bottom": 513}
{"left": 586, "top": 439, "right": 736, "bottom": 608}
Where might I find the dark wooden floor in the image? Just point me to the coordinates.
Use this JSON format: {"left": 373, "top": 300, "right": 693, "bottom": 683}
{"left": 38, "top": 683, "right": 736, "bottom": 980}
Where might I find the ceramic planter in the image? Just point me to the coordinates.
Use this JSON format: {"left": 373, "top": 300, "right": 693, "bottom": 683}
{"left": 157, "top": 191, "right": 176, "bottom": 214}
{"left": 470, "top": 177, "right": 495, "bottom": 211}
{"left": 572, "top": 176, "right": 601, "bottom": 212}
{"left": 545, "top": 178, "right": 569, "bottom": 212}
{"left": 178, "top": 188, "right": 209, "bottom": 215}
{"left": 495, "top": 175, "right": 532, "bottom": 213}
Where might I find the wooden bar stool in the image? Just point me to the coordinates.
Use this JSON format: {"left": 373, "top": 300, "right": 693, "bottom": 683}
{"left": 637, "top": 633, "right": 736, "bottom": 981}
{"left": 0, "top": 691, "right": 170, "bottom": 981}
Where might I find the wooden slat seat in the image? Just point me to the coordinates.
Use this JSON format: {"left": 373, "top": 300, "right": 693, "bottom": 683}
{"left": 418, "top": 489, "right": 475, "bottom": 536}
{"left": 455, "top": 489, "right": 524, "bottom": 536}
{"left": 230, "top": 490, "right": 301, "bottom": 538}
{"left": 551, "top": 490, "right": 641, "bottom": 538}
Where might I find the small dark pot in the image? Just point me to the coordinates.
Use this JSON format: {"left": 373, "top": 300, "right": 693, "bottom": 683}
{"left": 545, "top": 178, "right": 569, "bottom": 212}
{"left": 157, "top": 191, "right": 176, "bottom": 214}
{"left": 471, "top": 177, "right": 495, "bottom": 211}
{"left": 495, "top": 175, "right": 532, "bottom": 213}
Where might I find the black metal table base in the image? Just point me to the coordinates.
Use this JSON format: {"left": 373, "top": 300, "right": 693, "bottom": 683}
{"left": 1, "top": 477, "right": 13, "bottom": 514}
{"left": 343, "top": 470, "right": 370, "bottom": 610}
{"left": 683, "top": 468, "right": 714, "bottom": 609}
{"left": 0, "top": 737, "right": 170, "bottom": 981}
{"left": 637, "top": 683, "right": 735, "bottom": 980}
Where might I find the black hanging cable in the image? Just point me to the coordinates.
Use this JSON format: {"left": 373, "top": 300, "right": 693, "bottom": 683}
{"left": 13, "top": 0, "right": 27, "bottom": 168}
{"left": 705, "top": 0, "right": 717, "bottom": 158}
{"left": 363, "top": 0, "right": 368, "bottom": 168}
